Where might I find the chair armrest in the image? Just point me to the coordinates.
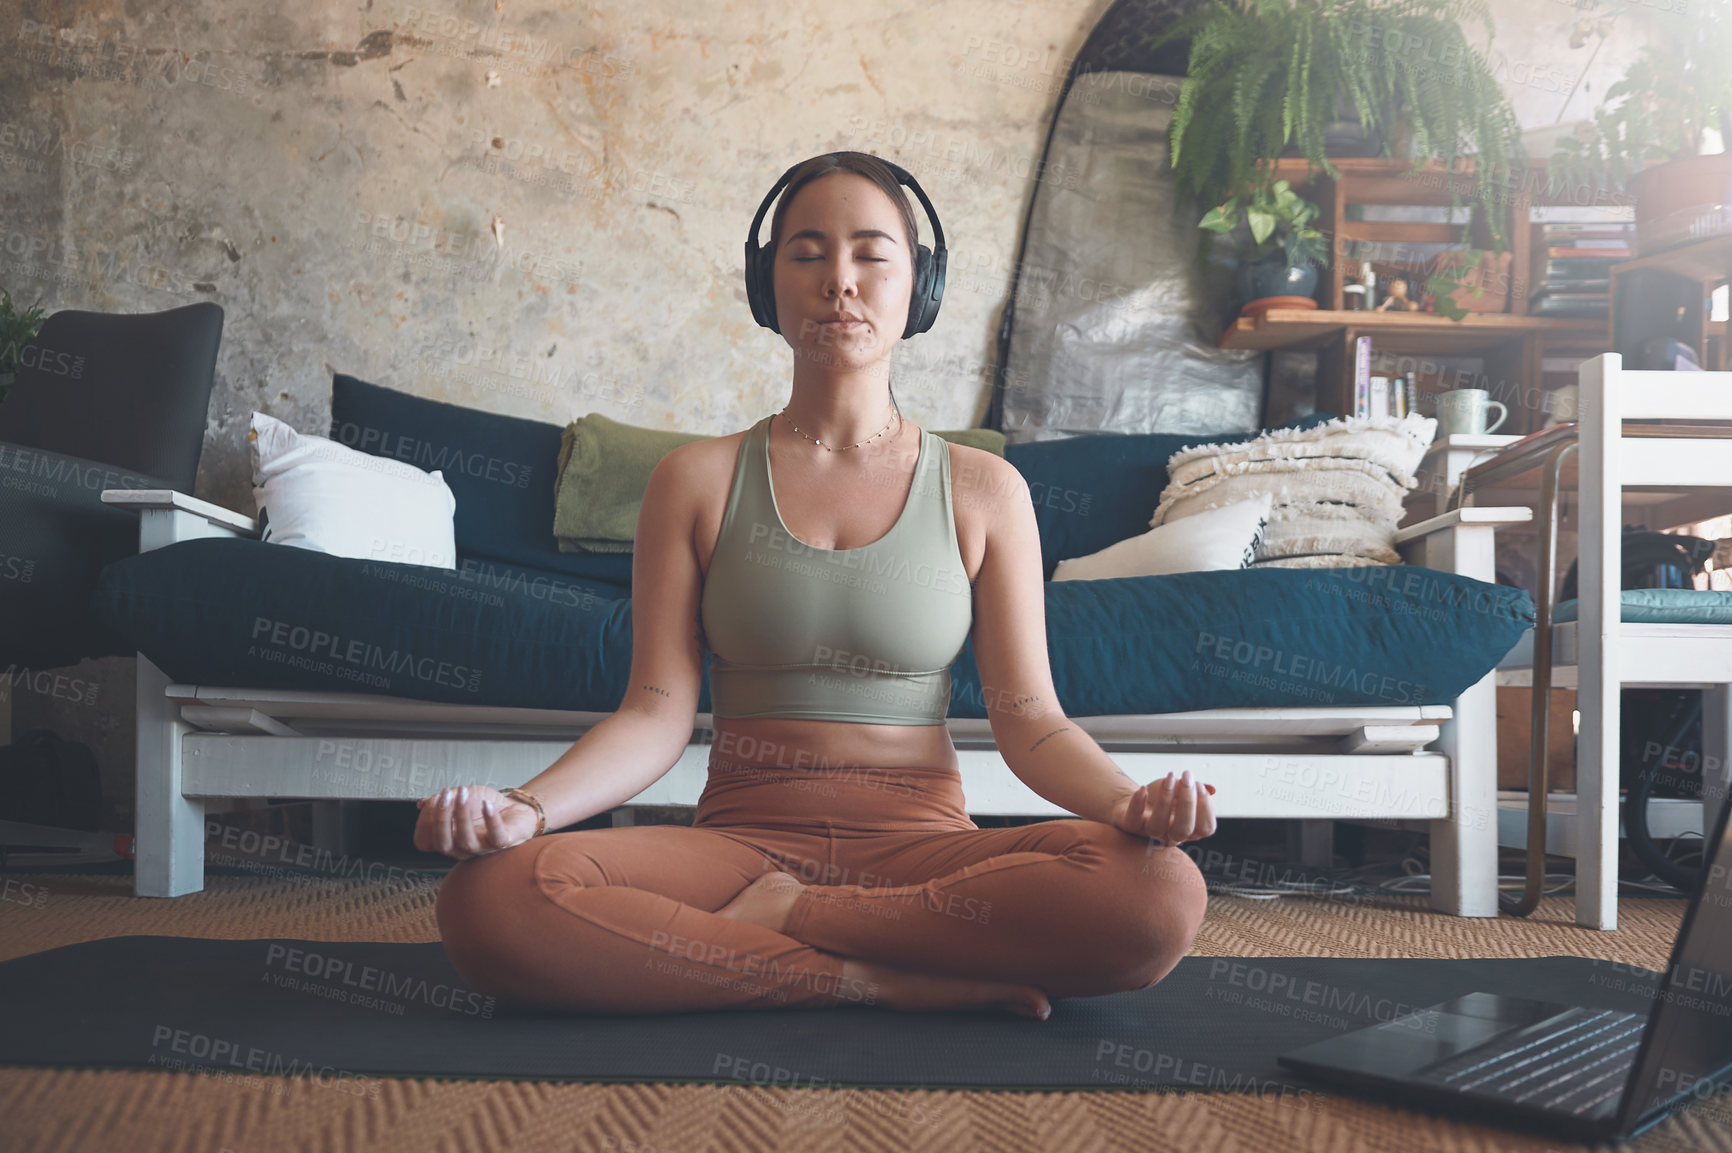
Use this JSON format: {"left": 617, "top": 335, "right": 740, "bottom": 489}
{"left": 1393, "top": 506, "right": 1532, "bottom": 545}
{"left": 100, "top": 488, "right": 260, "bottom": 551}
{"left": 1394, "top": 506, "right": 1530, "bottom": 584}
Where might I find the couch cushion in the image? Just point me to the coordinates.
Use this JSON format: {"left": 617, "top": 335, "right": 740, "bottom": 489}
{"left": 1004, "top": 414, "right": 1335, "bottom": 579}
{"left": 451, "top": 552, "right": 631, "bottom": 605}
{"left": 330, "top": 373, "right": 635, "bottom": 587}
{"left": 95, "top": 541, "right": 1529, "bottom": 717}
{"left": 1553, "top": 589, "right": 1732, "bottom": 624}
{"left": 94, "top": 537, "right": 648, "bottom": 713}
{"left": 950, "top": 564, "right": 1535, "bottom": 716}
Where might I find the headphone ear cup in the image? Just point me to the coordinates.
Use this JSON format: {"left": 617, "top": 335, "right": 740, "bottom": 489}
{"left": 751, "top": 246, "right": 780, "bottom": 333}
{"left": 904, "top": 243, "right": 935, "bottom": 338}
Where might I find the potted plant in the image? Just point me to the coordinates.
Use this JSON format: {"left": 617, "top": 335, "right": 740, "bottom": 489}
{"left": 0, "top": 290, "right": 47, "bottom": 408}
{"left": 1150, "top": 0, "right": 1527, "bottom": 302}
{"left": 1421, "top": 246, "right": 1513, "bottom": 321}
{"left": 1546, "top": 2, "right": 1732, "bottom": 256}
{"left": 1202, "top": 179, "right": 1330, "bottom": 316}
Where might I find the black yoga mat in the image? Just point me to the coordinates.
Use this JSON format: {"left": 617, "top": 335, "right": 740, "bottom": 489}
{"left": 0, "top": 937, "right": 1665, "bottom": 1094}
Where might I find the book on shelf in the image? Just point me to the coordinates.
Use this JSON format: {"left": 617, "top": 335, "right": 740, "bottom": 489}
{"left": 1545, "top": 246, "right": 1631, "bottom": 258}
{"left": 1530, "top": 205, "right": 1635, "bottom": 223}
{"left": 1369, "top": 375, "right": 1391, "bottom": 420}
{"left": 1532, "top": 289, "right": 1611, "bottom": 300}
{"left": 1530, "top": 296, "right": 1610, "bottom": 316}
{"left": 1353, "top": 335, "right": 1372, "bottom": 419}
{"left": 1542, "top": 256, "right": 1621, "bottom": 274}
{"left": 1539, "top": 223, "right": 1634, "bottom": 241}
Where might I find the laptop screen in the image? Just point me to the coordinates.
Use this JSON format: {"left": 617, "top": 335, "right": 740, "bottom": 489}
{"left": 1619, "top": 792, "right": 1732, "bottom": 1127}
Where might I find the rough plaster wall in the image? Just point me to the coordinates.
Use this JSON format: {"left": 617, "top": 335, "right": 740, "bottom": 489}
{"left": 0, "top": 0, "right": 1682, "bottom": 829}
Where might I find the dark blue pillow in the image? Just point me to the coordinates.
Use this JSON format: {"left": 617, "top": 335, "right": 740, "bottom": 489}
{"left": 93, "top": 537, "right": 653, "bottom": 714}
{"left": 328, "top": 373, "right": 632, "bottom": 589}
{"left": 1004, "top": 413, "right": 1336, "bottom": 578}
{"left": 948, "top": 564, "right": 1534, "bottom": 716}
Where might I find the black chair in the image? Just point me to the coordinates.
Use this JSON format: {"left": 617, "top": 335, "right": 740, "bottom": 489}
{"left": 0, "top": 302, "right": 223, "bottom": 671}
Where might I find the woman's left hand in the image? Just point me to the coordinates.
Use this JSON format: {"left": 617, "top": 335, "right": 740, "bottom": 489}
{"left": 1107, "top": 769, "right": 1217, "bottom": 846}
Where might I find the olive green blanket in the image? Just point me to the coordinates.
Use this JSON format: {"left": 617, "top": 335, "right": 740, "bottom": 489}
{"left": 554, "top": 413, "right": 1006, "bottom": 553}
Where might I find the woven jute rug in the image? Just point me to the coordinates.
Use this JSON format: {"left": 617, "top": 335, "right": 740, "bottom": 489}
{"left": 3, "top": 872, "right": 1727, "bottom": 1153}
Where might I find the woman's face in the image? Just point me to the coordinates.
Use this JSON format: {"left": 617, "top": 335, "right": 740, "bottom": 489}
{"left": 772, "top": 171, "right": 914, "bottom": 370}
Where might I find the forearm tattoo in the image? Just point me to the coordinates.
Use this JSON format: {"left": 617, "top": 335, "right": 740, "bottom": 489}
{"left": 1028, "top": 725, "right": 1074, "bottom": 753}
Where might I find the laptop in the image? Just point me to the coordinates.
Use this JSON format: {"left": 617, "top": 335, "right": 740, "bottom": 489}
{"left": 1278, "top": 791, "right": 1732, "bottom": 1142}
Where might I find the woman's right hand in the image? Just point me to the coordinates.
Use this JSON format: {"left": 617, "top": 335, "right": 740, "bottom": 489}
{"left": 414, "top": 785, "right": 540, "bottom": 860}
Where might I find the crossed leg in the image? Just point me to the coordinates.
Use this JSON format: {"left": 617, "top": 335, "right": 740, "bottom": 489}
{"left": 745, "top": 817, "right": 1209, "bottom": 1001}
{"left": 435, "top": 823, "right": 870, "bottom": 1014}
{"left": 435, "top": 816, "right": 1207, "bottom": 1015}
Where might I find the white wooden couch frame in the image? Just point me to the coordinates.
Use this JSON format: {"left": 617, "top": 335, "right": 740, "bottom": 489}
{"left": 101, "top": 486, "right": 1531, "bottom": 915}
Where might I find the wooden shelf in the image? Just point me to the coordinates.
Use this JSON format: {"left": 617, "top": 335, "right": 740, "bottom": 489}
{"left": 1267, "top": 157, "right": 1611, "bottom": 209}
{"left": 1218, "top": 309, "right": 1607, "bottom": 354}
{"left": 1611, "top": 232, "right": 1732, "bottom": 280}
{"left": 1230, "top": 157, "right": 1627, "bottom": 429}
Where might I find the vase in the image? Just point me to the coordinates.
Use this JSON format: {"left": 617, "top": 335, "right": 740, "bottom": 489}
{"left": 1237, "top": 256, "right": 1319, "bottom": 313}
{"left": 1630, "top": 155, "right": 1732, "bottom": 257}
{"left": 1431, "top": 249, "right": 1513, "bottom": 314}
{"left": 1279, "top": 90, "right": 1388, "bottom": 160}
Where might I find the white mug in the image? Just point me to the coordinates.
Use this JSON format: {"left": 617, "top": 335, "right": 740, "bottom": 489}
{"left": 1436, "top": 389, "right": 1508, "bottom": 436}
{"left": 1546, "top": 384, "right": 1579, "bottom": 423}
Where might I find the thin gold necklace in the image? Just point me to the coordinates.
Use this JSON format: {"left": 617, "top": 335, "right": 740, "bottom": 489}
{"left": 778, "top": 407, "right": 901, "bottom": 451}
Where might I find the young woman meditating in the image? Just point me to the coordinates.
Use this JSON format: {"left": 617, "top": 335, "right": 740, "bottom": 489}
{"left": 420, "top": 151, "right": 1215, "bottom": 1021}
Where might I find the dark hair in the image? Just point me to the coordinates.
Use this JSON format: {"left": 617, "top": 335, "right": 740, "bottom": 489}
{"left": 765, "top": 152, "right": 920, "bottom": 416}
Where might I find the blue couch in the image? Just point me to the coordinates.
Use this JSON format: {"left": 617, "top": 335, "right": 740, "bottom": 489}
{"left": 92, "top": 375, "right": 1534, "bottom": 719}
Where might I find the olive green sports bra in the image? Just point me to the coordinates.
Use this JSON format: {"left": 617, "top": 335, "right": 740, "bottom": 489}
{"left": 699, "top": 414, "right": 973, "bottom": 725}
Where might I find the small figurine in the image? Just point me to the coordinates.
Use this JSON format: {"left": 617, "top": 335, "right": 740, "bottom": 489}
{"left": 1375, "top": 276, "right": 1421, "bottom": 312}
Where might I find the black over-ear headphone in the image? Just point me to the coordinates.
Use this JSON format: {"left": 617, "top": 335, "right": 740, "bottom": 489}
{"left": 744, "top": 153, "right": 948, "bottom": 340}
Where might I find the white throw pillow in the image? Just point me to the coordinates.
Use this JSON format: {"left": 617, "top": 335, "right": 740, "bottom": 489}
{"left": 249, "top": 411, "right": 457, "bottom": 570}
{"left": 1052, "top": 494, "right": 1272, "bottom": 581}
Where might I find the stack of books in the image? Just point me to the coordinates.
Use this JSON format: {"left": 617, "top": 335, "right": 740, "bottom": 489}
{"left": 1352, "top": 335, "right": 1417, "bottom": 419}
{"left": 1528, "top": 222, "right": 1634, "bottom": 317}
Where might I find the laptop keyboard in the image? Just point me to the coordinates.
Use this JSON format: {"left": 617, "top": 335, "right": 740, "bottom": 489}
{"left": 1416, "top": 1006, "right": 1646, "bottom": 1117}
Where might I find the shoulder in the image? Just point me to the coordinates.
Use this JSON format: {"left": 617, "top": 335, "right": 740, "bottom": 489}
{"left": 659, "top": 425, "right": 752, "bottom": 485}
{"left": 941, "top": 438, "right": 1027, "bottom": 504}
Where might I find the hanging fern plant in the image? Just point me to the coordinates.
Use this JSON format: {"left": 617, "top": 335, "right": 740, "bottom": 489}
{"left": 1150, "top": 0, "right": 1527, "bottom": 255}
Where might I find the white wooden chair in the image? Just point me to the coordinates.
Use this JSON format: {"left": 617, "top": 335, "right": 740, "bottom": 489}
{"left": 1495, "top": 352, "right": 1732, "bottom": 930}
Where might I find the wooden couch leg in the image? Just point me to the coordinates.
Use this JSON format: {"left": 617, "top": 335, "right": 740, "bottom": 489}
{"left": 1432, "top": 672, "right": 1500, "bottom": 917}
{"left": 134, "top": 653, "right": 203, "bottom": 897}
{"left": 1288, "top": 820, "right": 1333, "bottom": 868}
{"left": 311, "top": 801, "right": 364, "bottom": 853}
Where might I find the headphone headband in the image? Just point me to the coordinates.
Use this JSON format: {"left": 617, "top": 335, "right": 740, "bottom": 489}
{"left": 743, "top": 152, "right": 947, "bottom": 338}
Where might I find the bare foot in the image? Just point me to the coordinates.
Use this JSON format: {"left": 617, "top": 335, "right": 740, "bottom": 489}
{"left": 845, "top": 957, "right": 1052, "bottom": 1021}
{"left": 714, "top": 871, "right": 806, "bottom": 935}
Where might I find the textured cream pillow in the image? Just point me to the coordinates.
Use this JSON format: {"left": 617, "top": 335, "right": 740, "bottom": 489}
{"left": 249, "top": 411, "right": 458, "bottom": 570}
{"left": 1052, "top": 495, "right": 1272, "bottom": 581}
{"left": 1151, "top": 414, "right": 1436, "bottom": 569}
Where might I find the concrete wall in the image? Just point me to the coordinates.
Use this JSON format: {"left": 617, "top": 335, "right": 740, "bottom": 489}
{"left": 0, "top": 0, "right": 1687, "bottom": 829}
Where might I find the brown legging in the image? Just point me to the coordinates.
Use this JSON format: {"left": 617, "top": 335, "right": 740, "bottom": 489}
{"left": 434, "top": 756, "right": 1208, "bottom": 1013}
